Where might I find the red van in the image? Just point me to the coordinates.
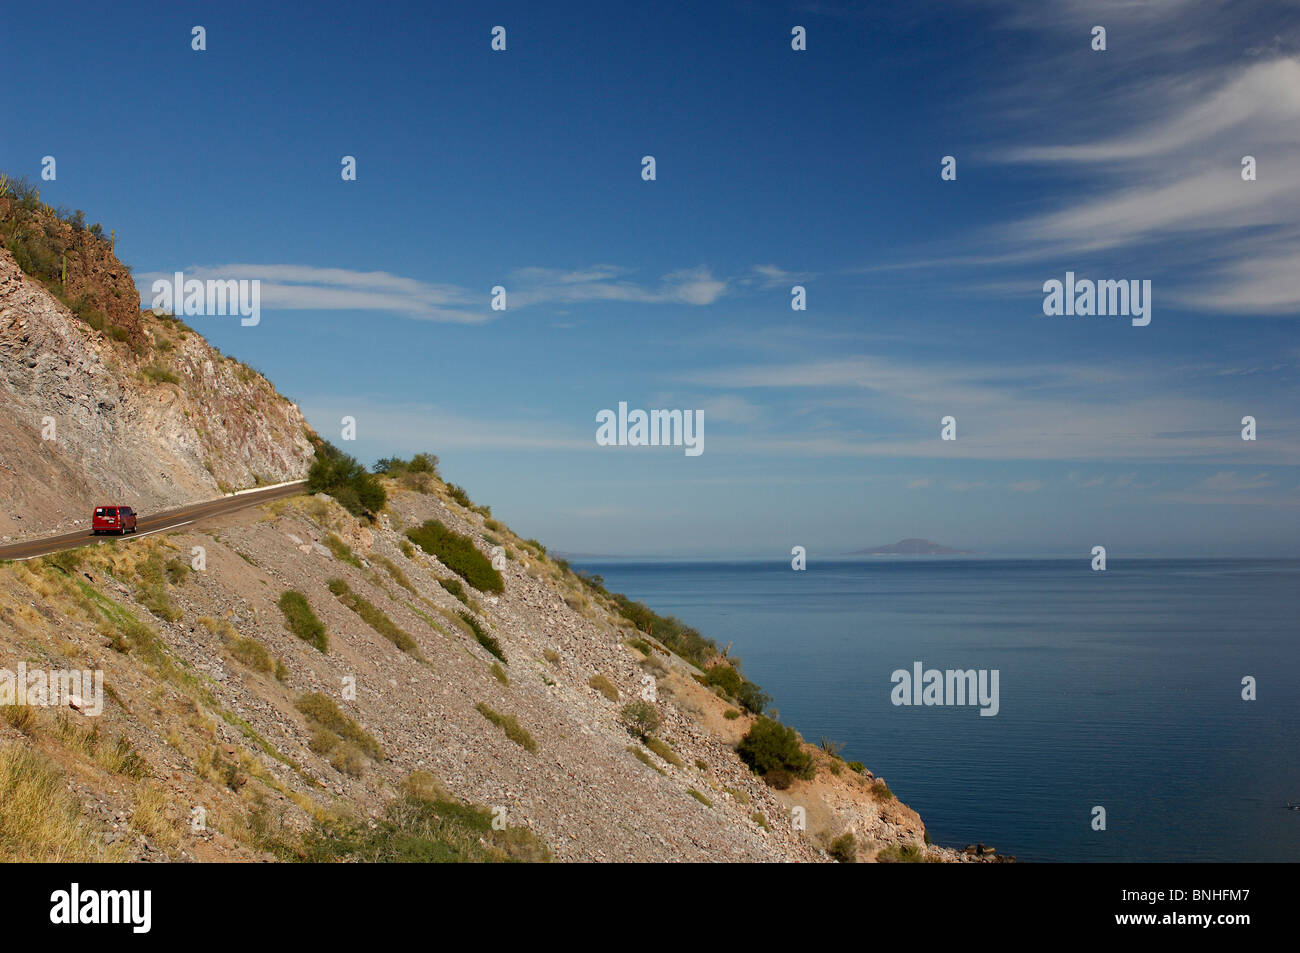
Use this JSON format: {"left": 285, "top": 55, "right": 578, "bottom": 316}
{"left": 92, "top": 506, "right": 138, "bottom": 535}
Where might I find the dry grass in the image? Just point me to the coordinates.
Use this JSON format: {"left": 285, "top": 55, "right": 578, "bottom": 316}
{"left": 588, "top": 673, "right": 618, "bottom": 702}
{"left": 1, "top": 704, "right": 37, "bottom": 734}
{"left": 645, "top": 735, "right": 684, "bottom": 768}
{"left": 0, "top": 742, "right": 117, "bottom": 861}
{"left": 130, "top": 782, "right": 180, "bottom": 849}
{"left": 627, "top": 745, "right": 666, "bottom": 775}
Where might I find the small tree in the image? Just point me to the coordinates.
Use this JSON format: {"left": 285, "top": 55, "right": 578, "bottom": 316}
{"left": 307, "top": 441, "right": 386, "bottom": 517}
{"left": 737, "top": 717, "right": 815, "bottom": 788}
{"left": 619, "top": 700, "right": 660, "bottom": 740}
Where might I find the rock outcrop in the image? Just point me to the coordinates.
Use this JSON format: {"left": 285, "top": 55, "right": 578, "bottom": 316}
{"left": 0, "top": 246, "right": 315, "bottom": 541}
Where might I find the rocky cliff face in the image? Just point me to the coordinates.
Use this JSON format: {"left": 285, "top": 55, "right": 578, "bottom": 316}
{"left": 0, "top": 247, "right": 315, "bottom": 540}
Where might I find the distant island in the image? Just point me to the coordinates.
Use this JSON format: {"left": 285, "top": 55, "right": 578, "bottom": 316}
{"left": 846, "top": 538, "right": 974, "bottom": 556}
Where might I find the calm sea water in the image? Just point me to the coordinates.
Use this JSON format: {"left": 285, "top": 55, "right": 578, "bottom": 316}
{"left": 573, "top": 558, "right": 1300, "bottom": 862}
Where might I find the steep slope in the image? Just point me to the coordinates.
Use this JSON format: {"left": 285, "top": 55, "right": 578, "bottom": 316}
{"left": 1, "top": 479, "right": 975, "bottom": 862}
{"left": 0, "top": 242, "right": 315, "bottom": 541}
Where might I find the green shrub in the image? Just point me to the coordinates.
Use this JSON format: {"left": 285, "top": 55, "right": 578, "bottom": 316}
{"left": 736, "top": 680, "right": 772, "bottom": 715}
{"left": 278, "top": 591, "right": 327, "bottom": 652}
{"left": 491, "top": 662, "right": 509, "bottom": 686}
{"left": 459, "top": 611, "right": 505, "bottom": 663}
{"left": 374, "top": 453, "right": 440, "bottom": 494}
{"left": 705, "top": 663, "right": 743, "bottom": 696}
{"left": 475, "top": 703, "right": 536, "bottom": 753}
{"left": 626, "top": 637, "right": 652, "bottom": 656}
{"left": 439, "top": 577, "right": 468, "bottom": 603}
{"left": 829, "top": 832, "right": 857, "bottom": 863}
{"left": 373, "top": 555, "right": 414, "bottom": 593}
{"left": 871, "top": 779, "right": 894, "bottom": 802}
{"left": 877, "top": 843, "right": 927, "bottom": 863}
{"left": 326, "top": 578, "right": 419, "bottom": 655}
{"left": 619, "top": 700, "right": 660, "bottom": 740}
{"left": 229, "top": 637, "right": 273, "bottom": 674}
{"left": 295, "top": 693, "right": 382, "bottom": 759}
{"left": 627, "top": 746, "right": 666, "bottom": 775}
{"left": 306, "top": 440, "right": 386, "bottom": 517}
{"left": 645, "top": 736, "right": 683, "bottom": 768}
{"left": 687, "top": 788, "right": 713, "bottom": 807}
{"left": 405, "top": 520, "right": 504, "bottom": 594}
{"left": 737, "top": 717, "right": 814, "bottom": 787}
{"left": 374, "top": 452, "right": 439, "bottom": 475}
{"left": 323, "top": 533, "right": 362, "bottom": 567}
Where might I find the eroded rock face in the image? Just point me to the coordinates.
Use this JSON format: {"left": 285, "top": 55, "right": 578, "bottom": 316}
{"left": 0, "top": 247, "right": 315, "bottom": 539}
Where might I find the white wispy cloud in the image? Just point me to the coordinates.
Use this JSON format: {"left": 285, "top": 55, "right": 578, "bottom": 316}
{"left": 1201, "top": 471, "right": 1276, "bottom": 492}
{"left": 1008, "top": 480, "right": 1044, "bottom": 492}
{"left": 507, "top": 265, "right": 728, "bottom": 307}
{"left": 680, "top": 355, "right": 1300, "bottom": 464}
{"left": 137, "top": 264, "right": 488, "bottom": 323}
{"left": 137, "top": 262, "right": 733, "bottom": 323}
{"left": 870, "top": 3, "right": 1300, "bottom": 315}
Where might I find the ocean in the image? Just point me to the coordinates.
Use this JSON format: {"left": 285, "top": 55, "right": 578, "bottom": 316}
{"left": 572, "top": 557, "right": 1300, "bottom": 862}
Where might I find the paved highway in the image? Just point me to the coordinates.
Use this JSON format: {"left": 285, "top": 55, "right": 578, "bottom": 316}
{"left": 0, "top": 481, "right": 307, "bottom": 561}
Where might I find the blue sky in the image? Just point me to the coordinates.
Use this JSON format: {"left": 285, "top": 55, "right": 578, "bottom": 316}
{"left": 3, "top": 0, "right": 1298, "bottom": 555}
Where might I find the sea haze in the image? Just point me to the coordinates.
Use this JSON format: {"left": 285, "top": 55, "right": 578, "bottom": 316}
{"left": 573, "top": 557, "right": 1300, "bottom": 862}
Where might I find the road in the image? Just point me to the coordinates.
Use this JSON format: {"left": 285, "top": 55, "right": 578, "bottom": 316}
{"left": 0, "top": 481, "right": 307, "bottom": 561}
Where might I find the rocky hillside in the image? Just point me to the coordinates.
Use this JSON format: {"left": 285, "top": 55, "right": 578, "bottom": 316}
{"left": 0, "top": 477, "right": 985, "bottom": 862}
{"left": 0, "top": 188, "right": 315, "bottom": 541}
